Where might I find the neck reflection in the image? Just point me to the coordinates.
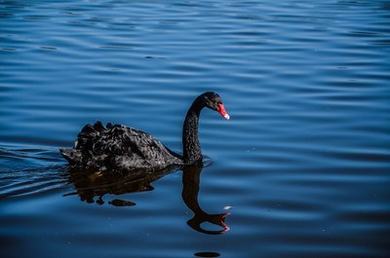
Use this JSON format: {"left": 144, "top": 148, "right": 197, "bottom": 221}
{"left": 182, "top": 162, "right": 230, "bottom": 235}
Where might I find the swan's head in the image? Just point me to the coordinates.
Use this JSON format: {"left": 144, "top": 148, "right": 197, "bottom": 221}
{"left": 202, "top": 92, "right": 230, "bottom": 120}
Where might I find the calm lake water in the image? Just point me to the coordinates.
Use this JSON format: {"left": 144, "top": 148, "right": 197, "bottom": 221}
{"left": 1, "top": 0, "right": 390, "bottom": 257}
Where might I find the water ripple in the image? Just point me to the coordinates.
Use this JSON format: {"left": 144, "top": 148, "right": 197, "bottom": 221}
{"left": 1, "top": 0, "right": 390, "bottom": 258}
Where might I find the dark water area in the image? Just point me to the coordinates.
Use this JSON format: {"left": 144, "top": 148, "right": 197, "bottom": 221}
{"left": 1, "top": 0, "right": 390, "bottom": 257}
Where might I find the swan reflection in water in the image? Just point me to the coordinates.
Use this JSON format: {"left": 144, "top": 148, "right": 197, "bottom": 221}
{"left": 65, "top": 161, "right": 230, "bottom": 234}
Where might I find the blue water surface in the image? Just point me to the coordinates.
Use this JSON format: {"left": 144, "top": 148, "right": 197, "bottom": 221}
{"left": 1, "top": 1, "right": 390, "bottom": 257}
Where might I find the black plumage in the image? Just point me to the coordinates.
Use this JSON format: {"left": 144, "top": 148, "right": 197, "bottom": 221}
{"left": 60, "top": 92, "right": 229, "bottom": 173}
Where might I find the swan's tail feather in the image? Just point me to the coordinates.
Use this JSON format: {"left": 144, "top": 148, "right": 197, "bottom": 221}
{"left": 76, "top": 121, "right": 106, "bottom": 149}
{"left": 61, "top": 121, "right": 107, "bottom": 166}
{"left": 60, "top": 148, "right": 81, "bottom": 164}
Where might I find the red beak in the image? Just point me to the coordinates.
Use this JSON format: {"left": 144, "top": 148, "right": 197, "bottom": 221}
{"left": 217, "top": 103, "right": 230, "bottom": 120}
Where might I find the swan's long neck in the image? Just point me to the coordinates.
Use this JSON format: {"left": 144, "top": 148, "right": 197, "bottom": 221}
{"left": 182, "top": 97, "right": 204, "bottom": 164}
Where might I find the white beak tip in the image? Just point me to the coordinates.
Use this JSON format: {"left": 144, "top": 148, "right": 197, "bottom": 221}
{"left": 224, "top": 114, "right": 230, "bottom": 120}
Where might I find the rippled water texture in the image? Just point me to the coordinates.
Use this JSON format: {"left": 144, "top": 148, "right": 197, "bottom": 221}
{"left": 1, "top": 1, "right": 390, "bottom": 257}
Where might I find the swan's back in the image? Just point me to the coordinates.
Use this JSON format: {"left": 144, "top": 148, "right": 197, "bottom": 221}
{"left": 60, "top": 121, "right": 182, "bottom": 172}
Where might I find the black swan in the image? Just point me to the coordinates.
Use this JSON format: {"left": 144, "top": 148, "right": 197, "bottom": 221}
{"left": 60, "top": 92, "right": 229, "bottom": 172}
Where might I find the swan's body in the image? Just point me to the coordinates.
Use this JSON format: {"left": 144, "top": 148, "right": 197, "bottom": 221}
{"left": 60, "top": 92, "right": 229, "bottom": 173}
{"left": 61, "top": 122, "right": 182, "bottom": 172}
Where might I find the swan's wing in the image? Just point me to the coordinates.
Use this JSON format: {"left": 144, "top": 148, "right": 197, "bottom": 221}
{"left": 62, "top": 121, "right": 182, "bottom": 171}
